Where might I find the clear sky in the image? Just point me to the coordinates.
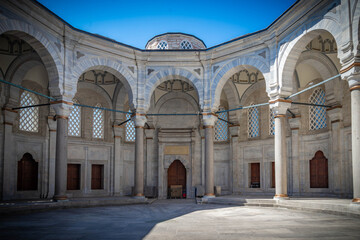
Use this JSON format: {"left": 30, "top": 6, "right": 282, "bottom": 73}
{"left": 37, "top": 0, "right": 297, "bottom": 49}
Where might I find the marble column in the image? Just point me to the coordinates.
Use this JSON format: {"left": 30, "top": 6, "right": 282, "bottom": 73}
{"left": 270, "top": 99, "right": 291, "bottom": 200}
{"left": 51, "top": 101, "right": 72, "bottom": 201}
{"left": 133, "top": 114, "right": 146, "bottom": 198}
{"left": 350, "top": 85, "right": 360, "bottom": 202}
{"left": 342, "top": 70, "right": 360, "bottom": 203}
{"left": 202, "top": 114, "right": 217, "bottom": 198}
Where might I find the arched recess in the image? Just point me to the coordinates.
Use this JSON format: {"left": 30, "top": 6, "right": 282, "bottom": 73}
{"left": 149, "top": 91, "right": 200, "bottom": 129}
{"left": 71, "top": 57, "right": 136, "bottom": 108}
{"left": 278, "top": 17, "right": 342, "bottom": 98}
{"left": 4, "top": 53, "right": 45, "bottom": 107}
{"left": 211, "top": 57, "right": 270, "bottom": 112}
{"left": 296, "top": 50, "right": 341, "bottom": 104}
{"left": 145, "top": 68, "right": 203, "bottom": 111}
{"left": 77, "top": 81, "right": 114, "bottom": 123}
{"left": 112, "top": 81, "right": 128, "bottom": 120}
{"left": 0, "top": 19, "right": 62, "bottom": 98}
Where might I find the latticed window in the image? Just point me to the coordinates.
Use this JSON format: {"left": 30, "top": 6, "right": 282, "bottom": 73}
{"left": 93, "top": 103, "right": 104, "bottom": 139}
{"left": 309, "top": 88, "right": 327, "bottom": 130}
{"left": 19, "top": 91, "right": 39, "bottom": 132}
{"left": 125, "top": 113, "right": 135, "bottom": 142}
{"left": 180, "top": 40, "right": 192, "bottom": 49}
{"left": 269, "top": 108, "right": 275, "bottom": 135}
{"left": 248, "top": 104, "right": 259, "bottom": 138}
{"left": 68, "top": 99, "right": 81, "bottom": 137}
{"left": 157, "top": 40, "right": 168, "bottom": 50}
{"left": 214, "top": 107, "right": 228, "bottom": 141}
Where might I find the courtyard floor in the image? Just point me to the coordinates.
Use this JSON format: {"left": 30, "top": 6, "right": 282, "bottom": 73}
{"left": 1, "top": 199, "right": 360, "bottom": 240}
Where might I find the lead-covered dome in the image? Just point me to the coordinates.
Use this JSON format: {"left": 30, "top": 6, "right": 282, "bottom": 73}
{"left": 145, "top": 33, "right": 206, "bottom": 50}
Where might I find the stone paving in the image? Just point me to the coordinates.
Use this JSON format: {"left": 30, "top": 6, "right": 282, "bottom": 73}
{"left": 0, "top": 199, "right": 360, "bottom": 240}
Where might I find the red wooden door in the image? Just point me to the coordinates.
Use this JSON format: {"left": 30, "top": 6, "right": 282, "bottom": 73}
{"left": 168, "top": 160, "right": 186, "bottom": 190}
{"left": 310, "top": 151, "right": 328, "bottom": 188}
{"left": 91, "top": 164, "right": 104, "bottom": 190}
{"left": 271, "top": 162, "right": 275, "bottom": 188}
{"left": 67, "top": 164, "right": 81, "bottom": 190}
{"left": 17, "top": 153, "right": 38, "bottom": 191}
{"left": 250, "top": 163, "right": 260, "bottom": 188}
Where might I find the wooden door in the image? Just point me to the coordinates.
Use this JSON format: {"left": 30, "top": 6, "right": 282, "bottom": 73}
{"left": 310, "top": 151, "right": 328, "bottom": 188}
{"left": 167, "top": 160, "right": 186, "bottom": 192}
{"left": 271, "top": 162, "right": 275, "bottom": 188}
{"left": 250, "top": 163, "right": 260, "bottom": 188}
{"left": 17, "top": 153, "right": 38, "bottom": 191}
{"left": 67, "top": 164, "right": 80, "bottom": 190}
{"left": 91, "top": 164, "right": 104, "bottom": 190}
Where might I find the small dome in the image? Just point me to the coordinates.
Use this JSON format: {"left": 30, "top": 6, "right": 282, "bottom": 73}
{"left": 145, "top": 33, "right": 206, "bottom": 50}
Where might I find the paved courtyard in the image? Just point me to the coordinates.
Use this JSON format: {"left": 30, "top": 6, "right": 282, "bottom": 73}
{"left": 1, "top": 199, "right": 360, "bottom": 240}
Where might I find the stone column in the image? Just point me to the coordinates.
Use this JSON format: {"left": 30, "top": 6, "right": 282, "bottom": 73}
{"left": 202, "top": 114, "right": 217, "bottom": 198}
{"left": 342, "top": 70, "right": 360, "bottom": 203}
{"left": 270, "top": 99, "right": 291, "bottom": 200}
{"left": 51, "top": 101, "right": 72, "bottom": 201}
{"left": 133, "top": 114, "right": 146, "bottom": 198}
{"left": 229, "top": 125, "right": 240, "bottom": 194}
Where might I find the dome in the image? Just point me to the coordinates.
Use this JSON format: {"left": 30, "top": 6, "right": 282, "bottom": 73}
{"left": 145, "top": 32, "right": 206, "bottom": 50}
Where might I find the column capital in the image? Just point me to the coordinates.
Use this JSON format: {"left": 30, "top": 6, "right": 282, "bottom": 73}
{"left": 202, "top": 112, "right": 217, "bottom": 127}
{"left": 50, "top": 101, "right": 73, "bottom": 118}
{"left": 341, "top": 63, "right": 360, "bottom": 89}
{"left": 269, "top": 98, "right": 291, "bottom": 116}
{"left": 132, "top": 114, "right": 147, "bottom": 127}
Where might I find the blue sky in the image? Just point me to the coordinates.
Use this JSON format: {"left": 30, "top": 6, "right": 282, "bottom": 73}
{"left": 37, "top": 0, "right": 297, "bottom": 49}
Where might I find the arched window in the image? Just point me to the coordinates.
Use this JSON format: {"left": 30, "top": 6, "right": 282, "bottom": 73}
{"left": 68, "top": 99, "right": 81, "bottom": 137}
{"left": 214, "top": 107, "right": 228, "bottom": 141}
{"left": 269, "top": 108, "right": 275, "bottom": 135}
{"left": 125, "top": 113, "right": 135, "bottom": 142}
{"left": 93, "top": 103, "right": 104, "bottom": 139}
{"left": 309, "top": 88, "right": 327, "bottom": 130}
{"left": 19, "top": 91, "right": 39, "bottom": 132}
{"left": 157, "top": 40, "right": 168, "bottom": 50}
{"left": 248, "top": 104, "right": 259, "bottom": 138}
{"left": 309, "top": 151, "right": 328, "bottom": 188}
{"left": 180, "top": 40, "right": 192, "bottom": 49}
{"left": 17, "top": 153, "right": 38, "bottom": 191}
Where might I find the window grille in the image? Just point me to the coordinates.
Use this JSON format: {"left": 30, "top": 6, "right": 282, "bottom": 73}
{"left": 309, "top": 88, "right": 327, "bottom": 130}
{"left": 180, "top": 40, "right": 192, "bottom": 49}
{"left": 214, "top": 107, "right": 228, "bottom": 141}
{"left": 157, "top": 41, "right": 168, "bottom": 50}
{"left": 125, "top": 113, "right": 135, "bottom": 142}
{"left": 19, "top": 91, "right": 39, "bottom": 132}
{"left": 93, "top": 103, "right": 104, "bottom": 138}
{"left": 269, "top": 108, "right": 275, "bottom": 135}
{"left": 248, "top": 104, "right": 259, "bottom": 138}
{"left": 68, "top": 99, "right": 81, "bottom": 136}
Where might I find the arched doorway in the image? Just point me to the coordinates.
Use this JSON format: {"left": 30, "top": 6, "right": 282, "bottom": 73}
{"left": 167, "top": 160, "right": 186, "bottom": 198}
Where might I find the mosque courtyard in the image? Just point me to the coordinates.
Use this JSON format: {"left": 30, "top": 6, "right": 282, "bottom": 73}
{"left": 1, "top": 199, "right": 360, "bottom": 240}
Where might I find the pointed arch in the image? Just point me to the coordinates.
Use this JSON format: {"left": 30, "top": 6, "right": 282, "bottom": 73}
{"left": 0, "top": 19, "right": 63, "bottom": 98}
{"left": 278, "top": 17, "right": 342, "bottom": 98}
{"left": 71, "top": 57, "right": 136, "bottom": 108}
{"left": 145, "top": 68, "right": 203, "bottom": 111}
{"left": 211, "top": 56, "right": 270, "bottom": 111}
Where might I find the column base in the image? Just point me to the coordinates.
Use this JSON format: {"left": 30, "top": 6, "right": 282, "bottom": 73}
{"left": 202, "top": 193, "right": 215, "bottom": 199}
{"left": 273, "top": 194, "right": 289, "bottom": 200}
{"left": 53, "top": 195, "right": 68, "bottom": 202}
{"left": 133, "top": 193, "right": 146, "bottom": 200}
{"left": 352, "top": 198, "right": 360, "bottom": 203}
